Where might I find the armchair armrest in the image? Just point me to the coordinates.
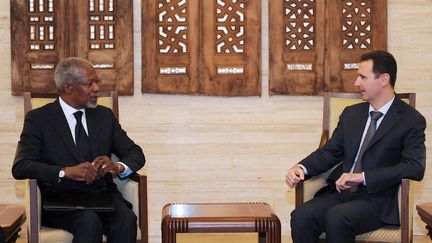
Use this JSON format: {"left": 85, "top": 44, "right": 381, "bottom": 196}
{"left": 400, "top": 179, "right": 412, "bottom": 243}
{"left": 295, "top": 169, "right": 332, "bottom": 208}
{"left": 114, "top": 172, "right": 148, "bottom": 243}
{"left": 26, "top": 179, "right": 40, "bottom": 243}
{"left": 131, "top": 172, "right": 148, "bottom": 243}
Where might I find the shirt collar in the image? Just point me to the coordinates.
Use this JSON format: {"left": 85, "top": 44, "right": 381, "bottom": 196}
{"left": 368, "top": 95, "right": 395, "bottom": 116}
{"left": 59, "top": 97, "right": 86, "bottom": 118}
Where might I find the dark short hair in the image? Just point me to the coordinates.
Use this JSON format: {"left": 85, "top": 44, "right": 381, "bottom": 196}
{"left": 360, "top": 50, "right": 397, "bottom": 87}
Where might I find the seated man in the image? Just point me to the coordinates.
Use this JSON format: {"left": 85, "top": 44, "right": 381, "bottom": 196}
{"left": 285, "top": 50, "right": 426, "bottom": 243}
{"left": 12, "top": 57, "right": 145, "bottom": 243}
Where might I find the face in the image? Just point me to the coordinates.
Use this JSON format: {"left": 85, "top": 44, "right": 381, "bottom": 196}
{"left": 66, "top": 67, "right": 100, "bottom": 109}
{"left": 354, "top": 60, "right": 383, "bottom": 103}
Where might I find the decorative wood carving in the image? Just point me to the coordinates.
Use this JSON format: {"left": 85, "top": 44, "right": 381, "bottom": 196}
{"left": 269, "top": 0, "right": 387, "bottom": 95}
{"left": 326, "top": 0, "right": 387, "bottom": 93}
{"left": 142, "top": 0, "right": 261, "bottom": 96}
{"left": 11, "top": 0, "right": 134, "bottom": 95}
{"left": 269, "top": 0, "right": 325, "bottom": 95}
{"left": 11, "top": 0, "right": 65, "bottom": 95}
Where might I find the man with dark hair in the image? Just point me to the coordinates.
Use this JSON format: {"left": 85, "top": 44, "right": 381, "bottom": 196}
{"left": 286, "top": 50, "right": 426, "bottom": 243}
{"left": 360, "top": 50, "right": 397, "bottom": 87}
{"left": 12, "top": 57, "right": 145, "bottom": 243}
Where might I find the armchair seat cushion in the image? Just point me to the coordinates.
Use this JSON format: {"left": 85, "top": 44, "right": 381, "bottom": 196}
{"left": 319, "top": 226, "right": 401, "bottom": 242}
{"left": 39, "top": 227, "right": 72, "bottom": 243}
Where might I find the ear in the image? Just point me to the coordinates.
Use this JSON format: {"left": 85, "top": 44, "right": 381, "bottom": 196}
{"left": 63, "top": 84, "right": 73, "bottom": 94}
{"left": 380, "top": 73, "right": 390, "bottom": 87}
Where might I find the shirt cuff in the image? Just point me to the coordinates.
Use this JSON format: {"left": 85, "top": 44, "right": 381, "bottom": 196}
{"left": 362, "top": 172, "right": 367, "bottom": 185}
{"left": 297, "top": 164, "right": 308, "bottom": 175}
{"left": 117, "top": 162, "right": 132, "bottom": 178}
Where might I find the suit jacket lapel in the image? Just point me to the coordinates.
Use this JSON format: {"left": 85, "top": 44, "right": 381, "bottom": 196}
{"left": 47, "top": 99, "right": 80, "bottom": 162}
{"left": 366, "top": 97, "right": 403, "bottom": 150}
{"left": 85, "top": 108, "right": 100, "bottom": 160}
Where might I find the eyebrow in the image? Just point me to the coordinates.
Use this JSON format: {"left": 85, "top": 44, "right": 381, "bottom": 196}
{"left": 358, "top": 73, "right": 366, "bottom": 79}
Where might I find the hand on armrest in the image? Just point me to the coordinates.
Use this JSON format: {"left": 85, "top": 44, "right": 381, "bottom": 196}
{"left": 286, "top": 164, "right": 305, "bottom": 188}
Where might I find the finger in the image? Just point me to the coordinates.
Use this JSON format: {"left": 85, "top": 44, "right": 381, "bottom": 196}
{"left": 92, "top": 157, "right": 105, "bottom": 168}
{"left": 85, "top": 165, "right": 99, "bottom": 179}
{"left": 286, "top": 176, "right": 294, "bottom": 188}
{"left": 297, "top": 170, "right": 305, "bottom": 180}
{"left": 285, "top": 177, "right": 291, "bottom": 187}
{"left": 109, "top": 169, "right": 119, "bottom": 178}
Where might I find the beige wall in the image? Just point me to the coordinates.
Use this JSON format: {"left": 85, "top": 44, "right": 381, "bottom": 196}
{"left": 1, "top": 1, "right": 431, "bottom": 242}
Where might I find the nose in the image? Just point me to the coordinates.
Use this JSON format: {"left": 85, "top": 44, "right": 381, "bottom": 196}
{"left": 354, "top": 76, "right": 361, "bottom": 87}
{"left": 91, "top": 81, "right": 100, "bottom": 92}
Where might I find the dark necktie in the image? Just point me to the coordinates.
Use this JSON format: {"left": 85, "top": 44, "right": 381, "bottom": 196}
{"left": 350, "top": 111, "right": 383, "bottom": 192}
{"left": 352, "top": 111, "right": 383, "bottom": 173}
{"left": 73, "top": 111, "right": 91, "bottom": 162}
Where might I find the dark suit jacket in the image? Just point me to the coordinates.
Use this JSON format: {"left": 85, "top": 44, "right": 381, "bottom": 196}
{"left": 12, "top": 99, "right": 145, "bottom": 192}
{"left": 299, "top": 96, "right": 426, "bottom": 225}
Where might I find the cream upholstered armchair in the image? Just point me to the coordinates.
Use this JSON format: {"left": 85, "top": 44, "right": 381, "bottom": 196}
{"left": 23, "top": 91, "right": 148, "bottom": 243}
{"left": 295, "top": 92, "right": 416, "bottom": 243}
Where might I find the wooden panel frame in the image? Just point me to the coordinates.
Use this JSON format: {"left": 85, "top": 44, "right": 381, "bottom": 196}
{"left": 269, "top": 0, "right": 388, "bottom": 95}
{"left": 326, "top": 0, "right": 388, "bottom": 93}
{"left": 269, "top": 0, "right": 325, "bottom": 95}
{"left": 199, "top": 0, "right": 261, "bottom": 96}
{"left": 11, "top": 0, "right": 66, "bottom": 95}
{"left": 142, "top": 0, "right": 199, "bottom": 94}
{"left": 142, "top": 0, "right": 261, "bottom": 96}
{"left": 74, "top": 0, "right": 135, "bottom": 95}
{"left": 11, "top": 0, "right": 134, "bottom": 96}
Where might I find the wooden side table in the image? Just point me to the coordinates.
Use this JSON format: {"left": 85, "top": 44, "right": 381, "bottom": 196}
{"left": 162, "top": 202, "right": 281, "bottom": 243}
{"left": 0, "top": 205, "right": 26, "bottom": 243}
{"left": 416, "top": 203, "right": 432, "bottom": 239}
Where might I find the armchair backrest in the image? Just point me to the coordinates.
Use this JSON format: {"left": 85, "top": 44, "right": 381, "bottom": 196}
{"left": 24, "top": 91, "right": 119, "bottom": 119}
{"left": 321, "top": 92, "right": 415, "bottom": 147}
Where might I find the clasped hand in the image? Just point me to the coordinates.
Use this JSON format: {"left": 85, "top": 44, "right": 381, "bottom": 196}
{"left": 64, "top": 156, "right": 120, "bottom": 184}
{"left": 335, "top": 172, "right": 363, "bottom": 192}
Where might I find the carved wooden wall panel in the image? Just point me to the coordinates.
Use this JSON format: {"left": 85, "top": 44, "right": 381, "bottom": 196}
{"left": 11, "top": 0, "right": 134, "bottom": 95}
{"left": 142, "top": 0, "right": 199, "bottom": 94}
{"left": 11, "top": 0, "right": 66, "bottom": 94}
{"left": 74, "top": 0, "right": 134, "bottom": 95}
{"left": 269, "top": 0, "right": 387, "bottom": 95}
{"left": 142, "top": 0, "right": 261, "bottom": 96}
{"left": 326, "top": 0, "right": 387, "bottom": 93}
{"left": 269, "top": 0, "right": 325, "bottom": 95}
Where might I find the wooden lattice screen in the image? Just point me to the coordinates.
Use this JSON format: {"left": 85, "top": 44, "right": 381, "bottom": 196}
{"left": 269, "top": 0, "right": 387, "bottom": 95}
{"left": 142, "top": 0, "right": 261, "bottom": 96}
{"left": 11, "top": 0, "right": 134, "bottom": 95}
